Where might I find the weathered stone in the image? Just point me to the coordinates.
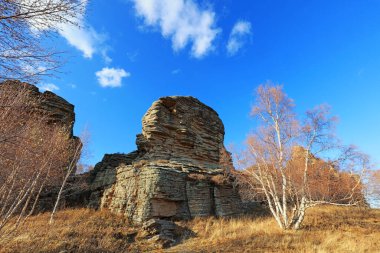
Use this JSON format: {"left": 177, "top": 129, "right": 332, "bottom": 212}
{"left": 87, "top": 152, "right": 138, "bottom": 208}
{"left": 86, "top": 96, "right": 243, "bottom": 223}
{"left": 214, "top": 185, "right": 242, "bottom": 216}
{"left": 136, "top": 96, "right": 225, "bottom": 171}
{"left": 0, "top": 80, "right": 81, "bottom": 210}
{"left": 0, "top": 80, "right": 76, "bottom": 136}
{"left": 186, "top": 179, "right": 213, "bottom": 217}
{"left": 140, "top": 219, "right": 179, "bottom": 248}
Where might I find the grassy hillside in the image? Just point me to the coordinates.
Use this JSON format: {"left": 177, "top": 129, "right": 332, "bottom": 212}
{"left": 1, "top": 206, "right": 379, "bottom": 253}
{"left": 171, "top": 206, "right": 380, "bottom": 253}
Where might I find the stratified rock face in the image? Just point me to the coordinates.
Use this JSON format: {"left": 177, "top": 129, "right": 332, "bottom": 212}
{"left": 0, "top": 80, "right": 81, "bottom": 175}
{"left": 87, "top": 152, "right": 138, "bottom": 208}
{"left": 88, "top": 96, "right": 242, "bottom": 223}
{"left": 0, "top": 80, "right": 81, "bottom": 210}
{"left": 136, "top": 96, "right": 225, "bottom": 170}
{"left": 0, "top": 80, "right": 76, "bottom": 136}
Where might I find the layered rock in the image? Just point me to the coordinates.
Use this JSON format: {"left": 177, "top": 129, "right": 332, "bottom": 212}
{"left": 0, "top": 80, "right": 81, "bottom": 210}
{"left": 0, "top": 80, "right": 77, "bottom": 137}
{"left": 87, "top": 152, "right": 138, "bottom": 208}
{"left": 136, "top": 96, "right": 225, "bottom": 170}
{"left": 87, "top": 96, "right": 242, "bottom": 223}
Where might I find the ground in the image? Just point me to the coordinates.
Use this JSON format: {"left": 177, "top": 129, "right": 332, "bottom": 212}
{"left": 1, "top": 206, "right": 379, "bottom": 253}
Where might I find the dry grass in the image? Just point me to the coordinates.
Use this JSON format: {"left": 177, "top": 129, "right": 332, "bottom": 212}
{"left": 0, "top": 209, "right": 144, "bottom": 253}
{"left": 171, "top": 206, "right": 380, "bottom": 253}
{"left": 1, "top": 206, "right": 379, "bottom": 253}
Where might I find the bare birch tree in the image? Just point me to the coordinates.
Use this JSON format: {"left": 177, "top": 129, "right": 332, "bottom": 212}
{"left": 0, "top": 0, "right": 86, "bottom": 83}
{"left": 238, "top": 82, "right": 369, "bottom": 230}
{"left": 0, "top": 83, "right": 81, "bottom": 238}
{"left": 49, "top": 131, "right": 83, "bottom": 224}
{"left": 365, "top": 169, "right": 380, "bottom": 208}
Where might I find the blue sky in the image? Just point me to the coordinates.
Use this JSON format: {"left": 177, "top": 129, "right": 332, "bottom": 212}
{"left": 39, "top": 0, "right": 380, "bottom": 167}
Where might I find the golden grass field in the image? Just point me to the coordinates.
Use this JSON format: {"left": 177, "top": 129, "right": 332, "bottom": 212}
{"left": 1, "top": 206, "right": 379, "bottom": 253}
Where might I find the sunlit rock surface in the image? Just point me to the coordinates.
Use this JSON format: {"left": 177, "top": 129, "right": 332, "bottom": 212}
{"left": 87, "top": 96, "right": 242, "bottom": 223}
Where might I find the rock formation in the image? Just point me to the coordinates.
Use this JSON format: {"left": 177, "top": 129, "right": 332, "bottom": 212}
{"left": 0, "top": 80, "right": 77, "bottom": 137}
{"left": 0, "top": 80, "right": 82, "bottom": 210}
{"left": 87, "top": 96, "right": 242, "bottom": 223}
{"left": 0, "top": 81, "right": 243, "bottom": 226}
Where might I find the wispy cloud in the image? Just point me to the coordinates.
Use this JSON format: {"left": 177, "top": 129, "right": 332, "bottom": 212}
{"left": 127, "top": 51, "right": 139, "bottom": 62}
{"left": 227, "top": 21, "right": 252, "bottom": 56}
{"left": 132, "top": 0, "right": 220, "bottom": 58}
{"left": 21, "top": 64, "right": 47, "bottom": 77}
{"left": 56, "top": 0, "right": 107, "bottom": 59}
{"left": 38, "top": 83, "right": 60, "bottom": 92}
{"left": 58, "top": 23, "right": 104, "bottom": 59}
{"left": 23, "top": 0, "right": 108, "bottom": 59}
{"left": 171, "top": 69, "right": 181, "bottom": 75}
{"left": 95, "top": 67, "right": 130, "bottom": 88}
{"left": 67, "top": 83, "right": 77, "bottom": 89}
{"left": 101, "top": 48, "right": 113, "bottom": 64}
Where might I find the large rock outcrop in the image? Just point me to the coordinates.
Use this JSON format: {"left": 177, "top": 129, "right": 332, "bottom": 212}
{"left": 87, "top": 96, "right": 242, "bottom": 223}
{"left": 0, "top": 80, "right": 81, "bottom": 210}
{"left": 0, "top": 80, "right": 77, "bottom": 137}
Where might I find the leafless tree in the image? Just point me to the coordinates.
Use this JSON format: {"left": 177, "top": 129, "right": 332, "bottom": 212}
{"left": 0, "top": 0, "right": 86, "bottom": 83}
{"left": 0, "top": 83, "right": 81, "bottom": 238}
{"left": 49, "top": 128, "right": 88, "bottom": 224}
{"left": 365, "top": 169, "right": 380, "bottom": 208}
{"left": 237, "top": 82, "right": 369, "bottom": 230}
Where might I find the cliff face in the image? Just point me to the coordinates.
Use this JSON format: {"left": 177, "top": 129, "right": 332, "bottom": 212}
{"left": 0, "top": 80, "right": 81, "bottom": 210}
{"left": 136, "top": 96, "right": 225, "bottom": 170}
{"left": 0, "top": 80, "right": 76, "bottom": 136}
{"left": 87, "top": 96, "right": 242, "bottom": 223}
{"left": 0, "top": 82, "right": 243, "bottom": 222}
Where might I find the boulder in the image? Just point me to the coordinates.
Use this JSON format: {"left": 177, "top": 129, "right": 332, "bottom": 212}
{"left": 139, "top": 219, "right": 179, "bottom": 248}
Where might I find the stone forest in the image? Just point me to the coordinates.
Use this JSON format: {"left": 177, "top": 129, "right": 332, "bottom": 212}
{"left": 0, "top": 80, "right": 377, "bottom": 252}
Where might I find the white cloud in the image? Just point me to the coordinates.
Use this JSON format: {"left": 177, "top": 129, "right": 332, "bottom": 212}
{"left": 132, "top": 0, "right": 220, "bottom": 58}
{"left": 56, "top": 0, "right": 105, "bottom": 59}
{"left": 22, "top": 0, "right": 106, "bottom": 59}
{"left": 58, "top": 23, "right": 103, "bottom": 59}
{"left": 21, "top": 64, "right": 47, "bottom": 76}
{"left": 38, "top": 83, "right": 60, "bottom": 92}
{"left": 227, "top": 21, "right": 252, "bottom": 56}
{"left": 95, "top": 67, "right": 130, "bottom": 88}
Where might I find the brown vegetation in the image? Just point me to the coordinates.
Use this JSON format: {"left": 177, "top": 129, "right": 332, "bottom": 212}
{"left": 0, "top": 83, "right": 81, "bottom": 236}
{"left": 237, "top": 83, "right": 369, "bottom": 230}
{"left": 0, "top": 209, "right": 139, "bottom": 253}
{"left": 0, "top": 206, "right": 379, "bottom": 253}
{"left": 172, "top": 206, "right": 380, "bottom": 253}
